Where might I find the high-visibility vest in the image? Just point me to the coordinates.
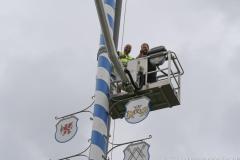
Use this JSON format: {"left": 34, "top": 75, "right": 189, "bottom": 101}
{"left": 119, "top": 52, "right": 134, "bottom": 66}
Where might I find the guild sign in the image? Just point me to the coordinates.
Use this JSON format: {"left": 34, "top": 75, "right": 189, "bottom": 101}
{"left": 55, "top": 116, "right": 78, "bottom": 143}
{"left": 123, "top": 142, "right": 150, "bottom": 160}
{"left": 125, "top": 97, "right": 150, "bottom": 124}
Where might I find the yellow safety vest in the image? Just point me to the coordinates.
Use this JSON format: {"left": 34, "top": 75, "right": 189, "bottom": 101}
{"left": 119, "top": 52, "right": 134, "bottom": 66}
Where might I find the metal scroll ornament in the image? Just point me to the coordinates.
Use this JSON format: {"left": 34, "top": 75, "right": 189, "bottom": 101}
{"left": 55, "top": 116, "right": 78, "bottom": 143}
{"left": 125, "top": 97, "right": 150, "bottom": 124}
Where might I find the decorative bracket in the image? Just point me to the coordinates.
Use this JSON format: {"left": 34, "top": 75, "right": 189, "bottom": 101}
{"left": 55, "top": 96, "right": 94, "bottom": 120}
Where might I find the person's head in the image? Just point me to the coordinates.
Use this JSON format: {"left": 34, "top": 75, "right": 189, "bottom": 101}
{"left": 140, "top": 43, "right": 149, "bottom": 55}
{"left": 124, "top": 44, "right": 132, "bottom": 55}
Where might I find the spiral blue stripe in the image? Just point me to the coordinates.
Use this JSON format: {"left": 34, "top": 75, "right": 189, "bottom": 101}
{"left": 91, "top": 131, "right": 108, "bottom": 153}
{"left": 93, "top": 104, "right": 109, "bottom": 126}
{"left": 98, "top": 55, "right": 112, "bottom": 74}
{"left": 107, "top": 14, "right": 114, "bottom": 30}
{"left": 96, "top": 79, "right": 109, "bottom": 98}
{"left": 104, "top": 0, "right": 116, "bottom": 9}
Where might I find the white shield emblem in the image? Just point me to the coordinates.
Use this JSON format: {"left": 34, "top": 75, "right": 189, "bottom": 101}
{"left": 125, "top": 97, "right": 150, "bottom": 124}
{"left": 55, "top": 116, "right": 78, "bottom": 143}
{"left": 123, "top": 142, "right": 150, "bottom": 160}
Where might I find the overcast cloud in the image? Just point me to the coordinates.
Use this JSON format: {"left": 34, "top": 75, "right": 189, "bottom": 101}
{"left": 0, "top": 0, "right": 240, "bottom": 160}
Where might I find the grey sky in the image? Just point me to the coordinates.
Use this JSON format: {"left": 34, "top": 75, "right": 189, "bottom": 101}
{"left": 0, "top": 0, "right": 240, "bottom": 160}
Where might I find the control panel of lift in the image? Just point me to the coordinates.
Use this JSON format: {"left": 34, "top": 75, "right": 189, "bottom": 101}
{"left": 110, "top": 46, "right": 184, "bottom": 119}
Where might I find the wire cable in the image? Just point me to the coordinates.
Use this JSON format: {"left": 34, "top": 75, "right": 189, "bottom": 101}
{"left": 124, "top": 69, "right": 144, "bottom": 91}
{"left": 120, "top": 0, "right": 128, "bottom": 51}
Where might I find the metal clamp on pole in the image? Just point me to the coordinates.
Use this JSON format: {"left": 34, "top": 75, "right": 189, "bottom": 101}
{"left": 94, "top": 0, "right": 134, "bottom": 93}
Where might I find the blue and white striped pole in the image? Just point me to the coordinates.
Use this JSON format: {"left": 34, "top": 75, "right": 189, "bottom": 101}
{"left": 90, "top": 0, "right": 116, "bottom": 159}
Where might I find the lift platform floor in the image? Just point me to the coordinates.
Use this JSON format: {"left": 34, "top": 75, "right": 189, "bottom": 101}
{"left": 110, "top": 82, "right": 180, "bottom": 119}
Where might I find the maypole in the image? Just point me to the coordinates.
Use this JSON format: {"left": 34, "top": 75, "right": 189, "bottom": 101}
{"left": 89, "top": 0, "right": 117, "bottom": 159}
